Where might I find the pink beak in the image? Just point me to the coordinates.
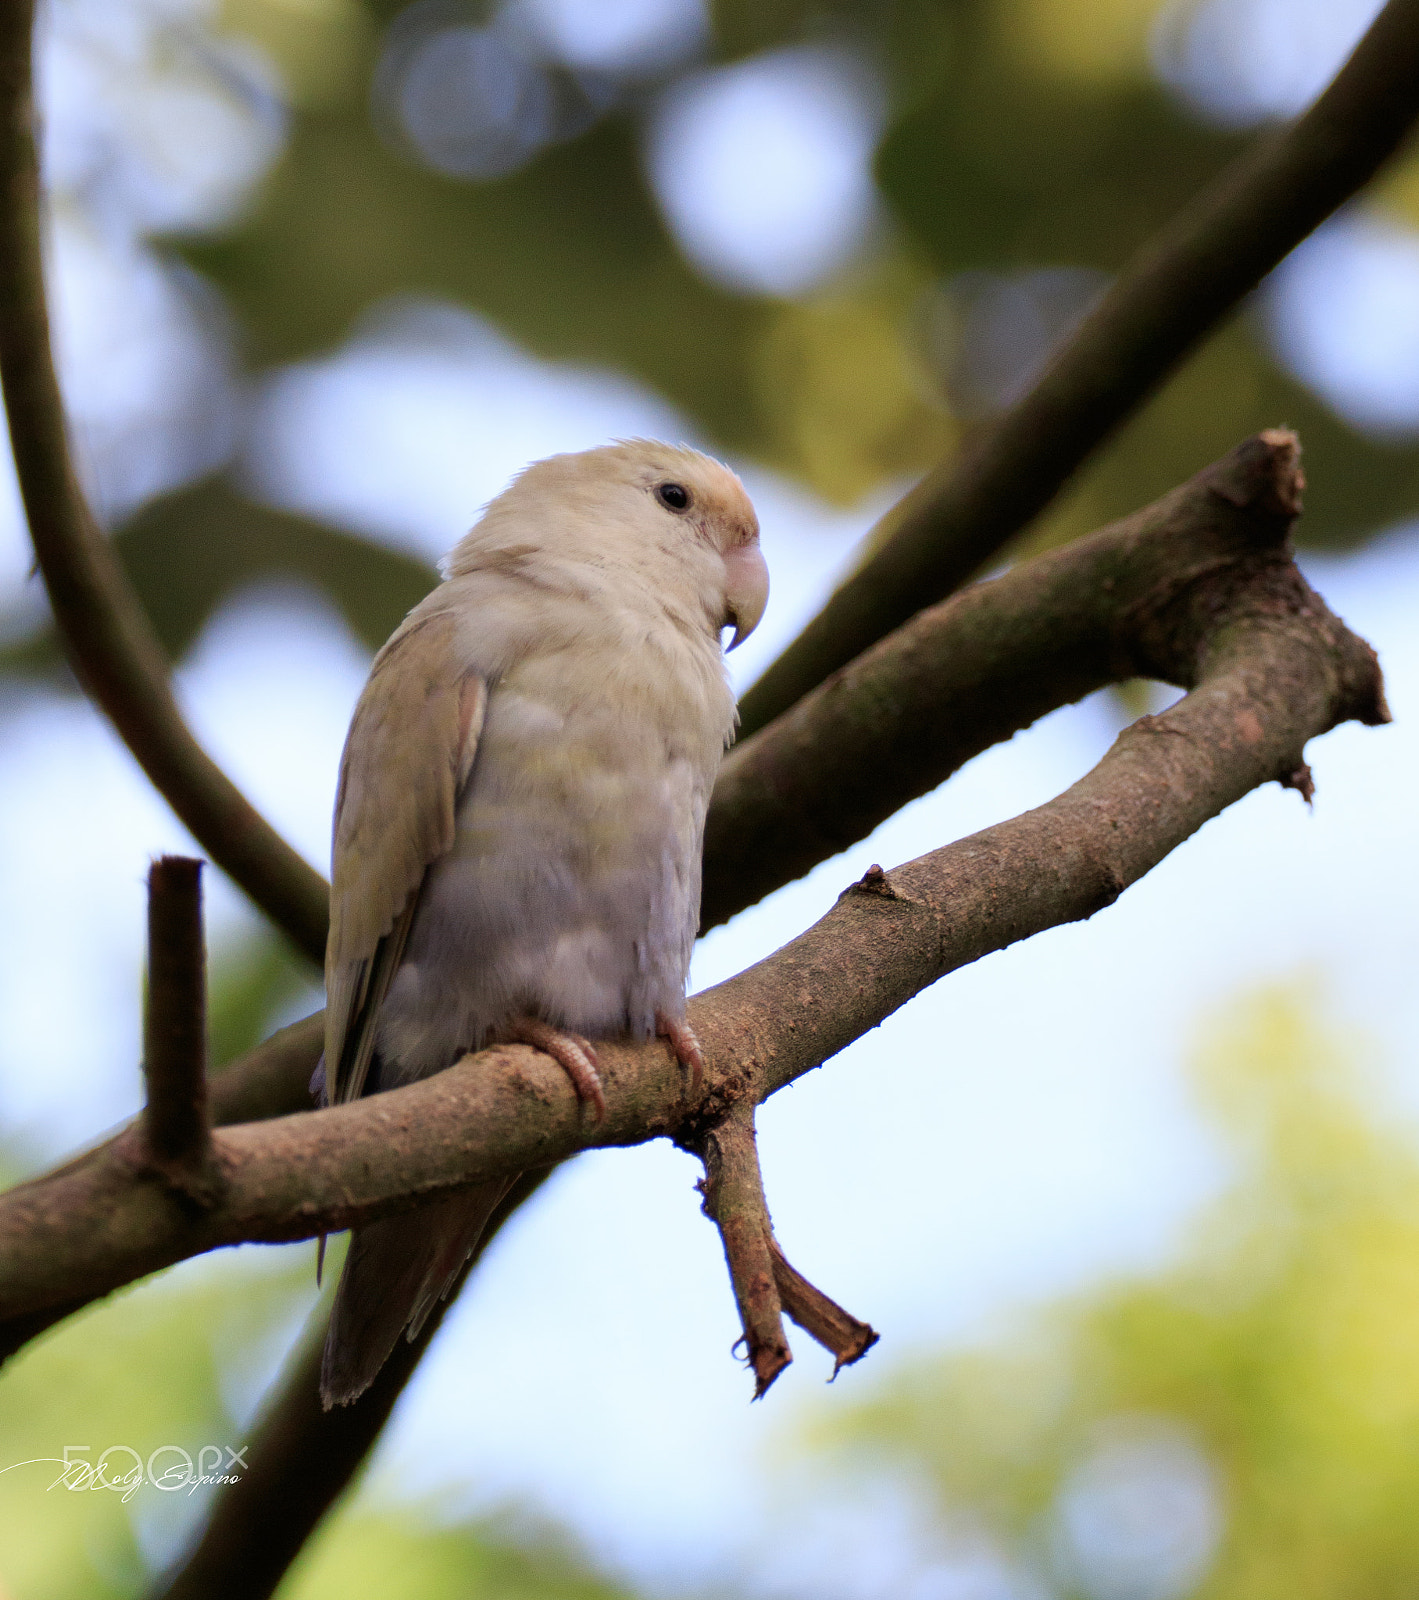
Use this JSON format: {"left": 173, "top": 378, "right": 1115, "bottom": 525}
{"left": 723, "top": 539, "right": 769, "bottom": 651}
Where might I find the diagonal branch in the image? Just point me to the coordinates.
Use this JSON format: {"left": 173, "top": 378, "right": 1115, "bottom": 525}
{"left": 176, "top": 428, "right": 1295, "bottom": 1146}
{"left": 704, "top": 430, "right": 1311, "bottom": 926}
{"left": 735, "top": 0, "right": 1419, "bottom": 738}
{"left": 0, "top": 434, "right": 1387, "bottom": 1332}
{"left": 769, "top": 1236, "right": 878, "bottom": 1378}
{"left": 0, "top": 2, "right": 330, "bottom": 962}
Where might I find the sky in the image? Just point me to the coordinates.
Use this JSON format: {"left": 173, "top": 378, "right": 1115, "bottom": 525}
{"left": 1, "top": 0, "right": 1417, "bottom": 1595}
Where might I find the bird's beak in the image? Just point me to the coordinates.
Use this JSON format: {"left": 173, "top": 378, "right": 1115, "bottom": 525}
{"left": 723, "top": 539, "right": 769, "bottom": 651}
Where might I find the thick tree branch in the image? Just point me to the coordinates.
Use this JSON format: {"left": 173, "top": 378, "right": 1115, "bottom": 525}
{"left": 0, "top": 1011, "right": 326, "bottom": 1363}
{"left": 735, "top": 0, "right": 1419, "bottom": 738}
{"left": 0, "top": 435, "right": 1386, "bottom": 1329}
{"left": 704, "top": 430, "right": 1311, "bottom": 926}
{"left": 0, "top": 3, "right": 330, "bottom": 963}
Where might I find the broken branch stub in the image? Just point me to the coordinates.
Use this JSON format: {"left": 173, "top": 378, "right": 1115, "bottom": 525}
{"left": 142, "top": 856, "right": 218, "bottom": 1204}
{"left": 695, "top": 1102, "right": 879, "bottom": 1396}
{"left": 696, "top": 1104, "right": 791, "bottom": 1398}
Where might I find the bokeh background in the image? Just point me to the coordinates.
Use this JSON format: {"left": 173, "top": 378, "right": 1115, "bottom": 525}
{"left": 3, "top": 0, "right": 1419, "bottom": 1595}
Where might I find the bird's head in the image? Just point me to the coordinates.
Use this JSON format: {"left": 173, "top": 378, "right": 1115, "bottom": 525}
{"left": 451, "top": 439, "right": 769, "bottom": 651}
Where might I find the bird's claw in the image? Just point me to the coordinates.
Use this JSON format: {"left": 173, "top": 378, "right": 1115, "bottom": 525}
{"left": 657, "top": 1012, "right": 704, "bottom": 1088}
{"left": 507, "top": 1016, "right": 606, "bottom": 1121}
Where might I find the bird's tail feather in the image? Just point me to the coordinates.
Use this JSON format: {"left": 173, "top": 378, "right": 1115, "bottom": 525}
{"left": 320, "top": 1178, "right": 513, "bottom": 1408}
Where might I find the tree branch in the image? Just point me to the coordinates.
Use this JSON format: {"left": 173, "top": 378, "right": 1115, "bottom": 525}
{"left": 0, "top": 2, "right": 330, "bottom": 963}
{"left": 209, "top": 1014, "right": 325, "bottom": 1127}
{"left": 696, "top": 1104, "right": 792, "bottom": 1397}
{"left": 768, "top": 1235, "right": 878, "bottom": 1378}
{"left": 141, "top": 857, "right": 214, "bottom": 1200}
{"left": 735, "top": 0, "right": 1419, "bottom": 739}
{"left": 694, "top": 1103, "right": 878, "bottom": 1396}
{"left": 704, "top": 429, "right": 1312, "bottom": 927}
{"left": 0, "top": 434, "right": 1386, "bottom": 1330}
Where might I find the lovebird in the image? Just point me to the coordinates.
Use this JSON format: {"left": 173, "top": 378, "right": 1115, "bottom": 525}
{"left": 318, "top": 440, "right": 768, "bottom": 1406}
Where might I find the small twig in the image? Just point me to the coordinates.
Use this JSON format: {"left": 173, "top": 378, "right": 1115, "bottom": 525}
{"left": 142, "top": 857, "right": 215, "bottom": 1200}
{"left": 768, "top": 1237, "right": 878, "bottom": 1377}
{"left": 736, "top": 0, "right": 1419, "bottom": 737}
{"left": 697, "top": 1105, "right": 791, "bottom": 1398}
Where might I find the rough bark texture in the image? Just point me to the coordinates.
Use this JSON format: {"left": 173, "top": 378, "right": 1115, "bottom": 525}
{"left": 705, "top": 431, "right": 1318, "bottom": 925}
{"left": 735, "top": 0, "right": 1419, "bottom": 737}
{"left": 769, "top": 1236, "right": 878, "bottom": 1376}
{"left": 0, "top": 434, "right": 1388, "bottom": 1342}
{"left": 696, "top": 1105, "right": 793, "bottom": 1397}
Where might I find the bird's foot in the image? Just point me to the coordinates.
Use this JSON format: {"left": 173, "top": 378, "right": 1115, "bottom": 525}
{"left": 506, "top": 1016, "right": 606, "bottom": 1121}
{"left": 657, "top": 1012, "right": 704, "bottom": 1088}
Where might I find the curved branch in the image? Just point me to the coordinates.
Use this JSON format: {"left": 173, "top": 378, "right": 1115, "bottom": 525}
{"left": 0, "top": 3, "right": 330, "bottom": 963}
{"left": 0, "top": 435, "right": 1386, "bottom": 1327}
{"left": 735, "top": 0, "right": 1419, "bottom": 738}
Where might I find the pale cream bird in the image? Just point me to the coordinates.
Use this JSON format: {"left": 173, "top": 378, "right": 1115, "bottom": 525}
{"left": 318, "top": 440, "right": 768, "bottom": 1407}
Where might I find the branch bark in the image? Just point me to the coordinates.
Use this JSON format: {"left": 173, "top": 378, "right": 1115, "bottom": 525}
{"left": 694, "top": 1103, "right": 878, "bottom": 1395}
{"left": 142, "top": 857, "right": 213, "bottom": 1198}
{"left": 696, "top": 1105, "right": 792, "bottom": 1397}
{"left": 0, "top": 2, "right": 330, "bottom": 963}
{"left": 769, "top": 1236, "right": 878, "bottom": 1378}
{"left": 704, "top": 429, "right": 1312, "bottom": 926}
{"left": 735, "top": 0, "right": 1419, "bottom": 739}
{"left": 0, "top": 434, "right": 1386, "bottom": 1332}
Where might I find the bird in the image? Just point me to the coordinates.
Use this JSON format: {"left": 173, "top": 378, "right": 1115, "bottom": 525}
{"left": 317, "top": 439, "right": 768, "bottom": 1407}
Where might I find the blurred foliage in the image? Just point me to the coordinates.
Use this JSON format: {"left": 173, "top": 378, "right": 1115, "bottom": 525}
{"left": 184, "top": 0, "right": 1419, "bottom": 563}
{"left": 0, "top": 1235, "right": 637, "bottom": 1600}
{"left": 877, "top": 3, "right": 1247, "bottom": 270}
{"left": 0, "top": 1245, "right": 315, "bottom": 1598}
{"left": 800, "top": 990, "right": 1419, "bottom": 1598}
{"left": 283, "top": 1506, "right": 639, "bottom": 1600}
{"left": 3, "top": 0, "right": 1416, "bottom": 684}
{"left": 206, "top": 924, "right": 319, "bottom": 1071}
{"left": 0, "top": 480, "right": 435, "bottom": 685}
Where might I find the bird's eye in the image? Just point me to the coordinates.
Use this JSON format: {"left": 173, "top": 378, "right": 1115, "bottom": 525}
{"left": 655, "top": 482, "right": 692, "bottom": 513}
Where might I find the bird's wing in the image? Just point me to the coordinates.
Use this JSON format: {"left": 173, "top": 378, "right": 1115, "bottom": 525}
{"left": 324, "top": 608, "right": 487, "bottom": 1106}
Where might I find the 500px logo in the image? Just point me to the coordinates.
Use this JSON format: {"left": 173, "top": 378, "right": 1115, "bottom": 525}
{"left": 0, "top": 1444, "right": 248, "bottom": 1501}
